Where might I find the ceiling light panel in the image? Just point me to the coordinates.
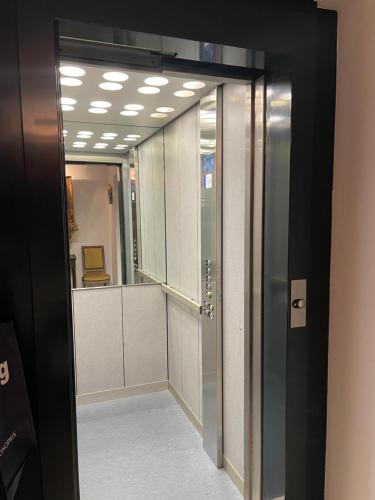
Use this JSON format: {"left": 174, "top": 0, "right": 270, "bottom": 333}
{"left": 183, "top": 81, "right": 206, "bottom": 89}
{"left": 60, "top": 77, "right": 83, "bottom": 87}
{"left": 144, "top": 76, "right": 169, "bottom": 86}
{"left": 60, "top": 66, "right": 86, "bottom": 77}
{"left": 62, "top": 104, "right": 75, "bottom": 111}
{"left": 90, "top": 101, "right": 112, "bottom": 108}
{"left": 60, "top": 62, "right": 217, "bottom": 149}
{"left": 61, "top": 97, "right": 77, "bottom": 105}
{"left": 103, "top": 71, "right": 129, "bottom": 82}
{"left": 88, "top": 107, "right": 108, "bottom": 114}
{"left": 156, "top": 107, "right": 175, "bottom": 113}
{"left": 120, "top": 110, "right": 139, "bottom": 116}
{"left": 174, "top": 90, "right": 195, "bottom": 97}
{"left": 138, "top": 86, "right": 160, "bottom": 95}
{"left": 99, "top": 82, "right": 123, "bottom": 91}
{"left": 124, "top": 104, "right": 144, "bottom": 111}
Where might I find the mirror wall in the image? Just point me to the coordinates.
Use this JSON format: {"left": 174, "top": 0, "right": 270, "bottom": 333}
{"left": 62, "top": 61, "right": 216, "bottom": 287}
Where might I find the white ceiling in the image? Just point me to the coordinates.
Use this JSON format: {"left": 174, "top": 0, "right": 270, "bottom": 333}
{"left": 61, "top": 61, "right": 217, "bottom": 155}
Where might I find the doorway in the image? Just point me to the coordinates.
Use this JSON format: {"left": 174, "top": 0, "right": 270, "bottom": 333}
{"left": 59, "top": 33, "right": 262, "bottom": 499}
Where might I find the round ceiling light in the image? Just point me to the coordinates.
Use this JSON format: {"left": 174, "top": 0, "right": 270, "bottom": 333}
{"left": 124, "top": 104, "right": 144, "bottom": 111}
{"left": 60, "top": 77, "right": 83, "bottom": 87}
{"left": 103, "top": 71, "right": 129, "bottom": 82}
{"left": 90, "top": 100, "right": 112, "bottom": 108}
{"left": 127, "top": 134, "right": 141, "bottom": 138}
{"left": 120, "top": 110, "right": 139, "bottom": 116}
{"left": 60, "top": 66, "right": 86, "bottom": 77}
{"left": 99, "top": 82, "right": 123, "bottom": 91}
{"left": 150, "top": 112, "right": 167, "bottom": 118}
{"left": 156, "top": 106, "right": 175, "bottom": 113}
{"left": 61, "top": 97, "right": 77, "bottom": 105}
{"left": 62, "top": 104, "right": 75, "bottom": 111}
{"left": 174, "top": 90, "right": 195, "bottom": 97}
{"left": 88, "top": 107, "right": 108, "bottom": 114}
{"left": 183, "top": 81, "right": 206, "bottom": 90}
{"left": 137, "top": 86, "right": 160, "bottom": 95}
{"left": 144, "top": 76, "right": 169, "bottom": 86}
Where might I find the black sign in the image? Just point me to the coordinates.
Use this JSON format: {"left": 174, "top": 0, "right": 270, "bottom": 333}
{"left": 0, "top": 321, "right": 36, "bottom": 500}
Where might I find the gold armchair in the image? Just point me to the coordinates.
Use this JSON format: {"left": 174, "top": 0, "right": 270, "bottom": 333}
{"left": 81, "top": 246, "right": 110, "bottom": 287}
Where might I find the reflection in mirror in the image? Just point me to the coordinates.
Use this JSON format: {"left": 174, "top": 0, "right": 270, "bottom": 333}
{"left": 66, "top": 162, "right": 124, "bottom": 288}
{"left": 62, "top": 61, "right": 215, "bottom": 288}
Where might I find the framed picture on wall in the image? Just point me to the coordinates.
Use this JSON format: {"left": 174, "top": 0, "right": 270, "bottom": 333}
{"left": 65, "top": 176, "right": 78, "bottom": 240}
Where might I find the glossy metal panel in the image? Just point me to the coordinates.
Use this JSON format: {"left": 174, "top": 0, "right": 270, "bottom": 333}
{"left": 262, "top": 77, "right": 292, "bottom": 500}
{"left": 201, "top": 87, "right": 223, "bottom": 466}
{"left": 244, "top": 77, "right": 264, "bottom": 500}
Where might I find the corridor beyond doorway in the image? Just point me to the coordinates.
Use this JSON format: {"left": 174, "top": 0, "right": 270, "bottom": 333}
{"left": 77, "top": 391, "right": 242, "bottom": 500}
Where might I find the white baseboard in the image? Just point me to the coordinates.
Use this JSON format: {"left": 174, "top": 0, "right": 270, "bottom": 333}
{"left": 76, "top": 381, "right": 169, "bottom": 406}
{"left": 168, "top": 382, "right": 203, "bottom": 435}
{"left": 223, "top": 455, "right": 244, "bottom": 496}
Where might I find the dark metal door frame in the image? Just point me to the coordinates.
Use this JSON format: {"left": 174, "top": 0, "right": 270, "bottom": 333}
{"left": 1, "top": 1, "right": 336, "bottom": 499}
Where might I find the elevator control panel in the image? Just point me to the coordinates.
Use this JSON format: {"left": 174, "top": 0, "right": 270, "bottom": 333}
{"left": 203, "top": 258, "right": 215, "bottom": 319}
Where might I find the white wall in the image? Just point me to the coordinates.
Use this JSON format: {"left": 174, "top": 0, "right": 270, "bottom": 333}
{"left": 73, "top": 285, "right": 167, "bottom": 396}
{"left": 222, "top": 84, "right": 249, "bottom": 480}
{"left": 66, "top": 163, "right": 120, "bottom": 286}
{"left": 316, "top": 2, "right": 375, "bottom": 499}
{"left": 164, "top": 106, "right": 202, "bottom": 422}
{"left": 137, "top": 130, "right": 166, "bottom": 282}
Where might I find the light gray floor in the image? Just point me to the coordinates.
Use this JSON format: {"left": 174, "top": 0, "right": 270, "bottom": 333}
{"left": 77, "top": 390, "right": 243, "bottom": 500}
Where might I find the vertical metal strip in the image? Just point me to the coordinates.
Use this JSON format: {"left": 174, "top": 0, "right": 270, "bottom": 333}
{"left": 201, "top": 87, "right": 223, "bottom": 467}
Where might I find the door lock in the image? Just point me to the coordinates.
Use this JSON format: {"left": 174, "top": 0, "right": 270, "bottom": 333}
{"left": 291, "top": 279, "right": 307, "bottom": 328}
{"left": 292, "top": 298, "right": 306, "bottom": 309}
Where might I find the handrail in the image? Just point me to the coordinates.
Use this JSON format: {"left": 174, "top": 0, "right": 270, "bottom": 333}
{"left": 136, "top": 269, "right": 202, "bottom": 314}
{"left": 161, "top": 283, "right": 202, "bottom": 315}
{"left": 136, "top": 269, "right": 161, "bottom": 284}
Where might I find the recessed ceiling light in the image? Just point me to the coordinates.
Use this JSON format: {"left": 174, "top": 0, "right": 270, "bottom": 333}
{"left": 99, "top": 82, "right": 123, "bottom": 91}
{"left": 62, "top": 104, "right": 75, "bottom": 111}
{"left": 103, "top": 71, "right": 129, "bottom": 82}
{"left": 144, "top": 76, "right": 169, "bottom": 86}
{"left": 90, "top": 100, "right": 112, "bottom": 108}
{"left": 78, "top": 130, "right": 93, "bottom": 135}
{"left": 101, "top": 136, "right": 115, "bottom": 140}
{"left": 60, "top": 77, "right": 83, "bottom": 87}
{"left": 156, "top": 107, "right": 175, "bottom": 113}
{"left": 102, "top": 132, "right": 118, "bottom": 137}
{"left": 183, "top": 81, "right": 206, "bottom": 90}
{"left": 63, "top": 129, "right": 68, "bottom": 134}
{"left": 116, "top": 144, "right": 128, "bottom": 148}
{"left": 151, "top": 112, "right": 167, "bottom": 118}
{"left": 77, "top": 134, "right": 92, "bottom": 139}
{"left": 88, "top": 107, "right": 108, "bottom": 114}
{"left": 73, "top": 142, "right": 87, "bottom": 147}
{"left": 61, "top": 97, "right": 77, "bottom": 105}
{"left": 124, "top": 104, "right": 144, "bottom": 111}
{"left": 138, "top": 86, "right": 160, "bottom": 95}
{"left": 174, "top": 90, "right": 195, "bottom": 97}
{"left": 127, "top": 134, "right": 141, "bottom": 138}
{"left": 124, "top": 137, "right": 137, "bottom": 141}
{"left": 60, "top": 66, "right": 86, "bottom": 77}
{"left": 120, "top": 110, "right": 139, "bottom": 116}
{"left": 94, "top": 145, "right": 107, "bottom": 149}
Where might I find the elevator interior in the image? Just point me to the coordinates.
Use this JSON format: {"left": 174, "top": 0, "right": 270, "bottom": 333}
{"left": 60, "top": 31, "right": 262, "bottom": 499}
